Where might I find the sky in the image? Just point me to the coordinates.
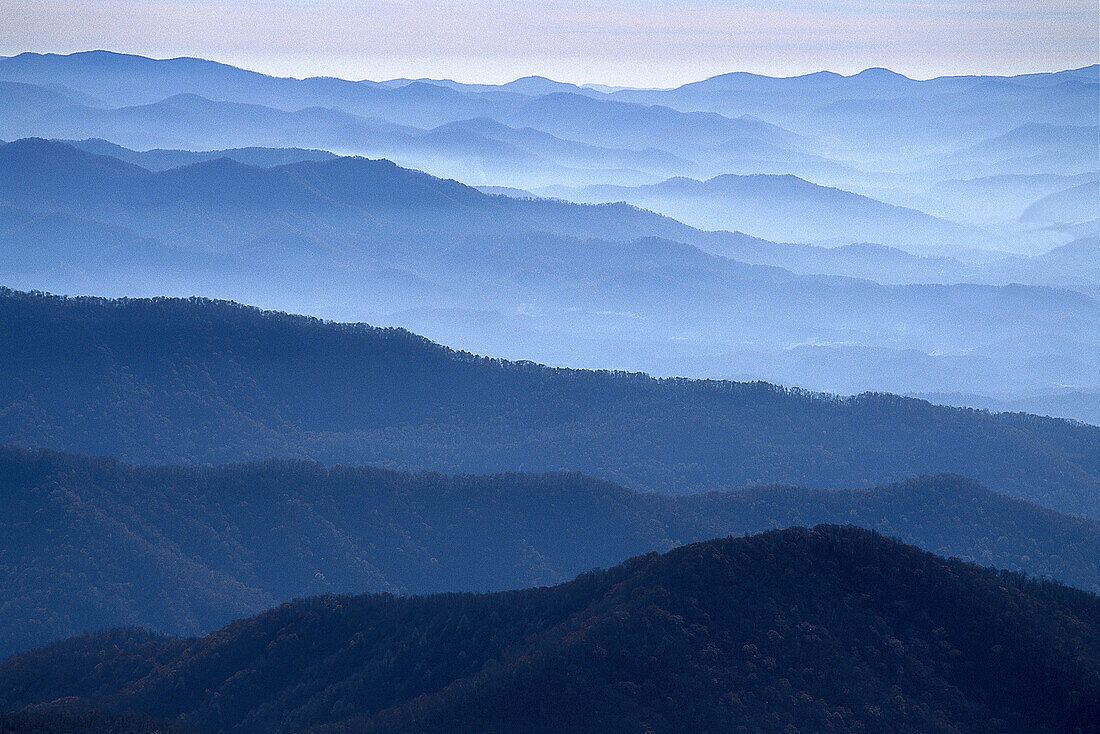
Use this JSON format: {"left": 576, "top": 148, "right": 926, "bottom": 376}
{"left": 2, "top": 0, "right": 1097, "bottom": 86}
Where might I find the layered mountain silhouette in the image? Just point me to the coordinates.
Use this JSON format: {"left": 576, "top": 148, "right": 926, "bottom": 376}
{"left": 1, "top": 526, "right": 1096, "bottom": 733}
{"left": 2, "top": 140, "right": 1096, "bottom": 405}
{"left": 942, "top": 123, "right": 1100, "bottom": 178}
{"left": 928, "top": 172, "right": 1099, "bottom": 224}
{"left": 2, "top": 443, "right": 1097, "bottom": 660}
{"left": 0, "top": 51, "right": 1098, "bottom": 734}
{"left": 1021, "top": 180, "right": 1100, "bottom": 225}
{"left": 0, "top": 54, "right": 799, "bottom": 187}
{"left": 0, "top": 52, "right": 1094, "bottom": 203}
{"left": 610, "top": 66, "right": 1097, "bottom": 164}
{"left": 542, "top": 173, "right": 982, "bottom": 249}
{"left": 64, "top": 137, "right": 339, "bottom": 170}
{"left": 0, "top": 54, "right": 1094, "bottom": 275}
{"left": 1, "top": 289, "right": 1097, "bottom": 519}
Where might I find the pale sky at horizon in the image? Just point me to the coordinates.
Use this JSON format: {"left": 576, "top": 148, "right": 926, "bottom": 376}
{"left": 2, "top": 0, "right": 1097, "bottom": 86}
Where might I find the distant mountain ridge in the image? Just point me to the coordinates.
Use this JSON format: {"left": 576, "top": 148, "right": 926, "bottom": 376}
{"left": 0, "top": 53, "right": 1096, "bottom": 409}
{"left": 0, "top": 53, "right": 799, "bottom": 186}
{"left": 63, "top": 137, "right": 339, "bottom": 170}
{"left": 1022, "top": 180, "right": 1100, "bottom": 224}
{"left": 0, "top": 51, "right": 1092, "bottom": 196}
{"left": 3, "top": 50, "right": 1090, "bottom": 108}
{"left": 0, "top": 139, "right": 1097, "bottom": 406}
{"left": 542, "top": 172, "right": 982, "bottom": 248}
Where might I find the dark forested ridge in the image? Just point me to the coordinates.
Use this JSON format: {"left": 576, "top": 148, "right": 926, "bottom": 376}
{"left": 2, "top": 444, "right": 1098, "bottom": 660}
{"left": 1, "top": 526, "right": 1097, "bottom": 734}
{"left": 0, "top": 288, "right": 1097, "bottom": 516}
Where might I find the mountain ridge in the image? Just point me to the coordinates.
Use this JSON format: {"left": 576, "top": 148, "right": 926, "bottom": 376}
{"left": 1, "top": 524, "right": 1096, "bottom": 733}
{"left": 2, "top": 440, "right": 1098, "bottom": 659}
{"left": 0, "top": 288, "right": 1096, "bottom": 519}
{"left": 4, "top": 51, "right": 1092, "bottom": 95}
{"left": 543, "top": 171, "right": 981, "bottom": 247}
{"left": 1, "top": 139, "right": 1096, "bottom": 409}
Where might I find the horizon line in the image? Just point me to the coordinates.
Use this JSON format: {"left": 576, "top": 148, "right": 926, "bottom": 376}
{"left": 3, "top": 48, "right": 1097, "bottom": 91}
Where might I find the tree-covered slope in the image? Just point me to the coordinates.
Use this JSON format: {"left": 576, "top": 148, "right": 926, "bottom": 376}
{"left": 2, "top": 445, "right": 1098, "bottom": 660}
{"left": 0, "top": 709, "right": 167, "bottom": 734}
{"left": 0, "top": 289, "right": 1097, "bottom": 516}
{"left": 1, "top": 526, "right": 1096, "bottom": 733}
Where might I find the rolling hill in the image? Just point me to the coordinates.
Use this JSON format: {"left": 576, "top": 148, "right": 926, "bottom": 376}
{"left": 927, "top": 172, "right": 1099, "bottom": 224}
{"left": 2, "top": 444, "right": 1097, "bottom": 659}
{"left": 610, "top": 67, "right": 1098, "bottom": 167}
{"left": 1021, "top": 180, "right": 1100, "bottom": 225}
{"left": 932, "top": 123, "right": 1100, "bottom": 179}
{"left": 1, "top": 526, "right": 1096, "bottom": 733}
{"left": 543, "top": 173, "right": 982, "bottom": 249}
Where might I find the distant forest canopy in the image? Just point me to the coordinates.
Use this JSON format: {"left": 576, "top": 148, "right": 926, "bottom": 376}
{"left": 0, "top": 288, "right": 1097, "bottom": 518}
{"left": 1, "top": 526, "right": 1096, "bottom": 734}
{"left": 2, "top": 443, "right": 1098, "bottom": 660}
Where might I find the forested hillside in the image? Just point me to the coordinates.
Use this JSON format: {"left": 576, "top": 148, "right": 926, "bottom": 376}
{"left": 1, "top": 526, "right": 1096, "bottom": 733}
{"left": 3, "top": 445, "right": 1097, "bottom": 659}
{"left": 1, "top": 289, "right": 1096, "bottom": 516}
{"left": 0, "top": 710, "right": 165, "bottom": 734}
